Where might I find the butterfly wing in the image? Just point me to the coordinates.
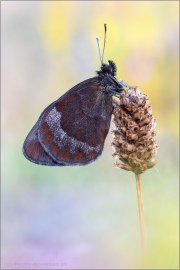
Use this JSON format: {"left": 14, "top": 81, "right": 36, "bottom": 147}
{"left": 23, "top": 121, "right": 64, "bottom": 166}
{"left": 37, "top": 78, "right": 113, "bottom": 166}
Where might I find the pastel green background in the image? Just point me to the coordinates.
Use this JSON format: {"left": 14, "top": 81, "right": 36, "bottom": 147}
{"left": 2, "top": 1, "right": 179, "bottom": 269}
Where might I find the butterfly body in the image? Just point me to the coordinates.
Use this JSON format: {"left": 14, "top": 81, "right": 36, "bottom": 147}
{"left": 23, "top": 61, "right": 123, "bottom": 166}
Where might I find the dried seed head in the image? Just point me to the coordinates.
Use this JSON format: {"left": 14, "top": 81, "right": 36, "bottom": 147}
{"left": 112, "top": 82, "right": 159, "bottom": 174}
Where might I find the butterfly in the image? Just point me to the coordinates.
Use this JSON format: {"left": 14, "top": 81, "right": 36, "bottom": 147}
{"left": 22, "top": 25, "right": 124, "bottom": 166}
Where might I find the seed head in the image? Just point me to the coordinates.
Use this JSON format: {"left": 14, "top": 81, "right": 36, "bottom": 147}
{"left": 112, "top": 82, "right": 159, "bottom": 174}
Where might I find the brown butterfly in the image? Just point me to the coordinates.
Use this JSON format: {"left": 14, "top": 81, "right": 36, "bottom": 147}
{"left": 22, "top": 25, "right": 124, "bottom": 166}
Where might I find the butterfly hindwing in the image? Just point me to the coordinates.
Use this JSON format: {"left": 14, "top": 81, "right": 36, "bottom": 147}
{"left": 38, "top": 78, "right": 113, "bottom": 165}
{"left": 23, "top": 57, "right": 123, "bottom": 167}
{"left": 22, "top": 121, "right": 64, "bottom": 166}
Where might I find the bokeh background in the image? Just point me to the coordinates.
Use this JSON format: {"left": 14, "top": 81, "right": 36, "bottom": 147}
{"left": 1, "top": 1, "right": 179, "bottom": 269}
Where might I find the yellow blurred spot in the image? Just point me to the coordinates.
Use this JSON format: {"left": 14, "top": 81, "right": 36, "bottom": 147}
{"left": 39, "top": 2, "right": 74, "bottom": 53}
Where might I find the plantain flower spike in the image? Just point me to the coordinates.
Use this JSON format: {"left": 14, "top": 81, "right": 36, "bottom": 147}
{"left": 112, "top": 80, "right": 159, "bottom": 174}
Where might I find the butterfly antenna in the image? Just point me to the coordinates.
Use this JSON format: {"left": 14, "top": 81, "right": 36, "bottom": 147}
{"left": 96, "top": 38, "right": 102, "bottom": 64}
{"left": 102, "top": 24, "right": 107, "bottom": 64}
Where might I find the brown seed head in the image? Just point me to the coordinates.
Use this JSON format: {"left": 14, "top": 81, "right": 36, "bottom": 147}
{"left": 112, "top": 83, "right": 159, "bottom": 174}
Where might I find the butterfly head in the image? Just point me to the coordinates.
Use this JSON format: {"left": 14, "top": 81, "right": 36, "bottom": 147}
{"left": 96, "top": 60, "right": 117, "bottom": 78}
{"left": 101, "top": 60, "right": 117, "bottom": 77}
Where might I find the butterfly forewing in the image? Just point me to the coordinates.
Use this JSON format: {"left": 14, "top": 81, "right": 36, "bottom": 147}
{"left": 37, "top": 78, "right": 113, "bottom": 165}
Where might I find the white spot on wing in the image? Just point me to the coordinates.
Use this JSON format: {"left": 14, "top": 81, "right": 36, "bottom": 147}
{"left": 45, "top": 107, "right": 100, "bottom": 154}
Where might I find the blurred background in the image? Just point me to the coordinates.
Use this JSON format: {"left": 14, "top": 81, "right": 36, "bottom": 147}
{"left": 1, "top": 1, "right": 179, "bottom": 269}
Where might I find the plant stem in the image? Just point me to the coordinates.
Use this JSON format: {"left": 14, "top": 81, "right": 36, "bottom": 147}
{"left": 135, "top": 174, "right": 146, "bottom": 257}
